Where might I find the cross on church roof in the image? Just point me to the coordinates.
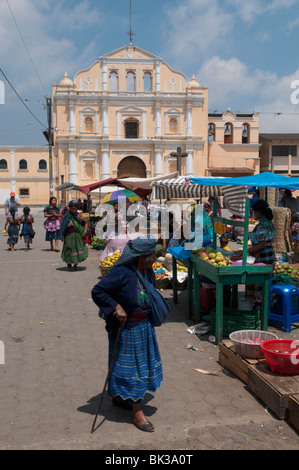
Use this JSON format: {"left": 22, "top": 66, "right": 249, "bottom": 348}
{"left": 126, "top": 0, "right": 135, "bottom": 43}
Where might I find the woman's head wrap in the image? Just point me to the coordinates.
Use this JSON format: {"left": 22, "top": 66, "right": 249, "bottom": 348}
{"left": 69, "top": 200, "right": 79, "bottom": 208}
{"left": 251, "top": 199, "right": 273, "bottom": 221}
{"left": 113, "top": 236, "right": 157, "bottom": 267}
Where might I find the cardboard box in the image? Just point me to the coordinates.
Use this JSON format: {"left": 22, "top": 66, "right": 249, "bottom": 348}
{"left": 288, "top": 394, "right": 299, "bottom": 431}
{"left": 248, "top": 363, "right": 299, "bottom": 420}
{"left": 219, "top": 341, "right": 265, "bottom": 384}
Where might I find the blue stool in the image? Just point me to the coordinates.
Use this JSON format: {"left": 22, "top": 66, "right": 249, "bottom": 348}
{"left": 269, "top": 285, "right": 299, "bottom": 333}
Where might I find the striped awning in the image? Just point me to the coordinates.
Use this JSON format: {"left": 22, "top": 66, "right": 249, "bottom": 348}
{"left": 151, "top": 177, "right": 248, "bottom": 217}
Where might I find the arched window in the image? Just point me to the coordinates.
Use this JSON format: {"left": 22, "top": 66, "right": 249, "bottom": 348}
{"left": 38, "top": 159, "right": 47, "bottom": 170}
{"left": 242, "top": 123, "right": 250, "bottom": 144}
{"left": 85, "top": 162, "right": 94, "bottom": 179}
{"left": 19, "top": 159, "right": 28, "bottom": 170}
{"left": 109, "top": 71, "right": 118, "bottom": 92}
{"left": 143, "top": 72, "right": 152, "bottom": 92}
{"left": 126, "top": 71, "right": 135, "bottom": 92}
{"left": 84, "top": 116, "right": 94, "bottom": 132}
{"left": 208, "top": 123, "right": 215, "bottom": 143}
{"left": 0, "top": 159, "right": 8, "bottom": 169}
{"left": 224, "top": 123, "right": 233, "bottom": 144}
{"left": 169, "top": 117, "right": 178, "bottom": 133}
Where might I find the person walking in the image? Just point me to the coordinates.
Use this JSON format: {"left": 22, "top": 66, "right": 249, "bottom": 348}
{"left": 5, "top": 192, "right": 20, "bottom": 216}
{"left": 60, "top": 200, "right": 88, "bottom": 270}
{"left": 43, "top": 196, "right": 62, "bottom": 252}
{"left": 91, "top": 236, "right": 165, "bottom": 433}
{"left": 4, "top": 207, "right": 20, "bottom": 251}
{"left": 19, "top": 207, "right": 35, "bottom": 251}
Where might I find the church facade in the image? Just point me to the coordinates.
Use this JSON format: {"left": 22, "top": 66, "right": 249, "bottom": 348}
{"left": 52, "top": 43, "right": 209, "bottom": 194}
{"left": 0, "top": 43, "right": 261, "bottom": 205}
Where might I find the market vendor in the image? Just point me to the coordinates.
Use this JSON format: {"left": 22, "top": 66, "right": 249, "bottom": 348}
{"left": 248, "top": 199, "right": 275, "bottom": 264}
{"left": 233, "top": 199, "right": 275, "bottom": 265}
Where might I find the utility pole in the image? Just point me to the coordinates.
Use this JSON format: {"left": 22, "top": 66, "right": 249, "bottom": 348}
{"left": 170, "top": 147, "right": 188, "bottom": 176}
{"left": 43, "top": 97, "right": 54, "bottom": 196}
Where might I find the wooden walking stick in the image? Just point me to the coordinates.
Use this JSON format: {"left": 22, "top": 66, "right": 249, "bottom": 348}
{"left": 91, "top": 324, "right": 122, "bottom": 433}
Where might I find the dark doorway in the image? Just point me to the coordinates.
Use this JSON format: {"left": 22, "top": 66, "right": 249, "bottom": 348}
{"left": 117, "top": 156, "right": 146, "bottom": 178}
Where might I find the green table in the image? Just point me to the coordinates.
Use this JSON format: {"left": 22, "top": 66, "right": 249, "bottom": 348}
{"left": 190, "top": 254, "right": 273, "bottom": 344}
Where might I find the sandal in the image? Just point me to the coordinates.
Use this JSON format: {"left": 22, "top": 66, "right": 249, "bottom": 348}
{"left": 133, "top": 419, "right": 154, "bottom": 432}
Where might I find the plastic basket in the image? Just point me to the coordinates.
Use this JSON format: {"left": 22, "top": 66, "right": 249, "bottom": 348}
{"left": 229, "top": 330, "right": 278, "bottom": 359}
{"left": 261, "top": 339, "right": 299, "bottom": 375}
{"left": 210, "top": 306, "right": 260, "bottom": 337}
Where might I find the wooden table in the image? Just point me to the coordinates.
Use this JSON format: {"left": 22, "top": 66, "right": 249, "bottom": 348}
{"left": 190, "top": 254, "right": 273, "bottom": 344}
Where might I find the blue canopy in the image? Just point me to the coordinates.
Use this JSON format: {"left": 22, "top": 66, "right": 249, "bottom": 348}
{"left": 190, "top": 172, "right": 299, "bottom": 189}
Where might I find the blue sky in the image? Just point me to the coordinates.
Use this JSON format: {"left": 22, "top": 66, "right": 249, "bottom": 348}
{"left": 1, "top": 0, "right": 299, "bottom": 146}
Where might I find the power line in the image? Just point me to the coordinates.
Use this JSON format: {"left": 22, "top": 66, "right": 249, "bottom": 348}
{"left": 0, "top": 68, "right": 47, "bottom": 129}
{"left": 5, "top": 0, "right": 48, "bottom": 96}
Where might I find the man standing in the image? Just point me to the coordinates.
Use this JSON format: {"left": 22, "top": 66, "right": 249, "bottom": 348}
{"left": 5, "top": 192, "right": 20, "bottom": 216}
{"left": 86, "top": 194, "right": 92, "bottom": 213}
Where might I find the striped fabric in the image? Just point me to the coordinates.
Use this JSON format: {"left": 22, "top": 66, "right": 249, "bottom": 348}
{"left": 108, "top": 318, "right": 163, "bottom": 402}
{"left": 151, "top": 178, "right": 248, "bottom": 218}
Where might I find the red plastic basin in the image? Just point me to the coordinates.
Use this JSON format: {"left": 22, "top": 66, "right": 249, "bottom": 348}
{"left": 261, "top": 339, "right": 299, "bottom": 376}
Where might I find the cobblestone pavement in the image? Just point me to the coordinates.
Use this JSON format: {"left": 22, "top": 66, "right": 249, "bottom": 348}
{"left": 0, "top": 208, "right": 298, "bottom": 450}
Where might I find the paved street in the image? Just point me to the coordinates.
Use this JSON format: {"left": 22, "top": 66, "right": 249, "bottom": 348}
{"left": 0, "top": 207, "right": 298, "bottom": 450}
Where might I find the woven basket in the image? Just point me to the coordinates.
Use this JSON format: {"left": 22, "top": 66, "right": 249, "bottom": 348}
{"left": 99, "top": 265, "right": 111, "bottom": 277}
{"left": 155, "top": 276, "right": 170, "bottom": 289}
{"left": 272, "top": 207, "right": 293, "bottom": 253}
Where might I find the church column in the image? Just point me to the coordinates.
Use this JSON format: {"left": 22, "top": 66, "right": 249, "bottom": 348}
{"left": 185, "top": 151, "right": 194, "bottom": 177}
{"left": 69, "top": 102, "right": 76, "bottom": 135}
{"left": 102, "top": 100, "right": 108, "bottom": 135}
{"left": 155, "top": 104, "right": 161, "bottom": 137}
{"left": 186, "top": 106, "right": 192, "bottom": 137}
{"left": 68, "top": 148, "right": 78, "bottom": 185}
{"left": 142, "top": 112, "right": 146, "bottom": 139}
{"left": 154, "top": 60, "right": 161, "bottom": 92}
{"left": 101, "top": 147, "right": 110, "bottom": 180}
{"left": 101, "top": 59, "right": 107, "bottom": 91}
{"left": 154, "top": 149, "right": 163, "bottom": 177}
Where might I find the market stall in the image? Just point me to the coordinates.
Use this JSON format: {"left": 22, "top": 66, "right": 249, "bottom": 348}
{"left": 173, "top": 172, "right": 299, "bottom": 343}
{"left": 191, "top": 199, "right": 273, "bottom": 343}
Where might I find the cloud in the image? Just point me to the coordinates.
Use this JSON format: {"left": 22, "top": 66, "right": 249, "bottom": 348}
{"left": 196, "top": 55, "right": 299, "bottom": 132}
{"left": 0, "top": 0, "right": 104, "bottom": 95}
{"left": 161, "top": 0, "right": 234, "bottom": 66}
{"left": 227, "top": 0, "right": 299, "bottom": 23}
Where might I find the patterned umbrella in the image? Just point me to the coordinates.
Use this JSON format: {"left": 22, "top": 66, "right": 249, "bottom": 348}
{"left": 101, "top": 189, "right": 140, "bottom": 205}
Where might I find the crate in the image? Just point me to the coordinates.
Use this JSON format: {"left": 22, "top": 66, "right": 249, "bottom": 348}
{"left": 219, "top": 341, "right": 265, "bottom": 384}
{"left": 288, "top": 394, "right": 299, "bottom": 431}
{"left": 248, "top": 362, "right": 299, "bottom": 420}
{"left": 211, "top": 306, "right": 260, "bottom": 337}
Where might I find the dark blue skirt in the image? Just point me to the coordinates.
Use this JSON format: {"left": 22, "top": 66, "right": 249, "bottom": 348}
{"left": 108, "top": 318, "right": 163, "bottom": 402}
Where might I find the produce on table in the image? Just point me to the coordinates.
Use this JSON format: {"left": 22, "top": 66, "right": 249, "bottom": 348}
{"left": 152, "top": 262, "right": 169, "bottom": 280}
{"left": 91, "top": 236, "right": 107, "bottom": 249}
{"left": 274, "top": 264, "right": 299, "bottom": 278}
{"left": 192, "top": 247, "right": 231, "bottom": 267}
{"left": 99, "top": 251, "right": 122, "bottom": 267}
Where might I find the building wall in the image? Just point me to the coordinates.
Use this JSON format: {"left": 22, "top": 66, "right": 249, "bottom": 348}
{"left": 207, "top": 109, "right": 260, "bottom": 176}
{"left": 0, "top": 147, "right": 50, "bottom": 205}
{"left": 260, "top": 134, "right": 299, "bottom": 174}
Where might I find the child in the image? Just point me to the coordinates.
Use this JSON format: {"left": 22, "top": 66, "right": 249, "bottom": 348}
{"left": 20, "top": 207, "right": 35, "bottom": 251}
{"left": 4, "top": 208, "right": 20, "bottom": 251}
{"left": 220, "top": 234, "right": 230, "bottom": 251}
